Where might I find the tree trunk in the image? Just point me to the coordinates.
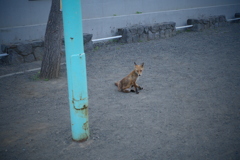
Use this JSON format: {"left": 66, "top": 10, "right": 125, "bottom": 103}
{"left": 40, "top": 0, "right": 63, "bottom": 79}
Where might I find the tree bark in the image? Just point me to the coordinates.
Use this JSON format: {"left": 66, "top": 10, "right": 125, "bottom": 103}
{"left": 40, "top": 0, "right": 63, "bottom": 79}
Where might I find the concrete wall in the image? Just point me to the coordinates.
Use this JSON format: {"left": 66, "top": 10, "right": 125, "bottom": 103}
{"left": 82, "top": 0, "right": 240, "bottom": 39}
{"left": 81, "top": 0, "right": 239, "bottom": 18}
{"left": 0, "top": 0, "right": 240, "bottom": 44}
{"left": 0, "top": 0, "right": 51, "bottom": 44}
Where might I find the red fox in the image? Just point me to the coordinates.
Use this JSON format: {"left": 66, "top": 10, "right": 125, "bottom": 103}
{"left": 115, "top": 62, "right": 144, "bottom": 94}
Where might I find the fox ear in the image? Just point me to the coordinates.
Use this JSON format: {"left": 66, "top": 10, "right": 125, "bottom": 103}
{"left": 134, "top": 62, "right": 137, "bottom": 65}
{"left": 141, "top": 63, "right": 144, "bottom": 67}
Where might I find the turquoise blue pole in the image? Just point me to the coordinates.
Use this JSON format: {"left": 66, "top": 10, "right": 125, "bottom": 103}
{"left": 62, "top": 0, "right": 89, "bottom": 142}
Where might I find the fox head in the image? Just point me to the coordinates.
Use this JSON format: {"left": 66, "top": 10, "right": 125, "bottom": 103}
{"left": 134, "top": 62, "right": 144, "bottom": 76}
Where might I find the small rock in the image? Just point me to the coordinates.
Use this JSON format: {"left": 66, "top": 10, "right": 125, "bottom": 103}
{"left": 34, "top": 47, "right": 44, "bottom": 61}
{"left": 148, "top": 31, "right": 155, "bottom": 40}
{"left": 143, "top": 26, "right": 149, "bottom": 34}
{"left": 129, "top": 25, "right": 138, "bottom": 35}
{"left": 164, "top": 29, "right": 171, "bottom": 38}
{"left": 187, "top": 19, "right": 199, "bottom": 25}
{"left": 137, "top": 25, "right": 144, "bottom": 34}
{"left": 169, "top": 21, "right": 176, "bottom": 28}
{"left": 155, "top": 32, "right": 160, "bottom": 39}
{"left": 8, "top": 49, "right": 24, "bottom": 64}
{"left": 219, "top": 15, "right": 226, "bottom": 22}
{"left": 160, "top": 30, "right": 165, "bottom": 38}
{"left": 83, "top": 33, "right": 93, "bottom": 44}
{"left": 132, "top": 34, "right": 140, "bottom": 42}
{"left": 139, "top": 33, "right": 148, "bottom": 41}
{"left": 149, "top": 23, "right": 160, "bottom": 33}
{"left": 24, "top": 54, "right": 35, "bottom": 62}
{"left": 159, "top": 22, "right": 167, "bottom": 30}
{"left": 17, "top": 44, "right": 33, "bottom": 56}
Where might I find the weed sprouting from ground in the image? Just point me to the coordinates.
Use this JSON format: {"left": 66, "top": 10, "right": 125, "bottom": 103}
{"left": 31, "top": 71, "right": 40, "bottom": 81}
{"left": 135, "top": 11, "right": 142, "bottom": 14}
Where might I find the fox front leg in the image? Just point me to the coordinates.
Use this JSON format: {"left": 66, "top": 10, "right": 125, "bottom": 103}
{"left": 136, "top": 84, "right": 143, "bottom": 90}
{"left": 133, "top": 84, "right": 139, "bottom": 94}
{"left": 138, "top": 86, "right": 143, "bottom": 90}
{"left": 135, "top": 87, "right": 139, "bottom": 94}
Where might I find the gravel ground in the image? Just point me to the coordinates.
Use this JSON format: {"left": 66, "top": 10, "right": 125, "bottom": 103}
{"left": 0, "top": 23, "right": 240, "bottom": 160}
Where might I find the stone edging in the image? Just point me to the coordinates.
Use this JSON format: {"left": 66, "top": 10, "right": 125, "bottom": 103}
{"left": 1, "top": 33, "right": 93, "bottom": 65}
{"left": 1, "top": 14, "right": 239, "bottom": 65}
{"left": 117, "top": 22, "right": 176, "bottom": 43}
{"left": 187, "top": 15, "right": 228, "bottom": 31}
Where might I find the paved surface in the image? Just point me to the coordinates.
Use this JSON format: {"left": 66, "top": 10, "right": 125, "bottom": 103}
{"left": 0, "top": 23, "right": 240, "bottom": 160}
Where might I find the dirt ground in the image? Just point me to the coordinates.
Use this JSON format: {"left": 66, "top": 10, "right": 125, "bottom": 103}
{"left": 0, "top": 23, "right": 240, "bottom": 160}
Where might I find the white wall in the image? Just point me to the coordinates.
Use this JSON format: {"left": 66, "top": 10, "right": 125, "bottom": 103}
{"left": 81, "top": 0, "right": 239, "bottom": 19}
{"left": 0, "top": 0, "right": 51, "bottom": 44}
{"left": 0, "top": 0, "right": 240, "bottom": 44}
{"left": 81, "top": 0, "right": 240, "bottom": 39}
